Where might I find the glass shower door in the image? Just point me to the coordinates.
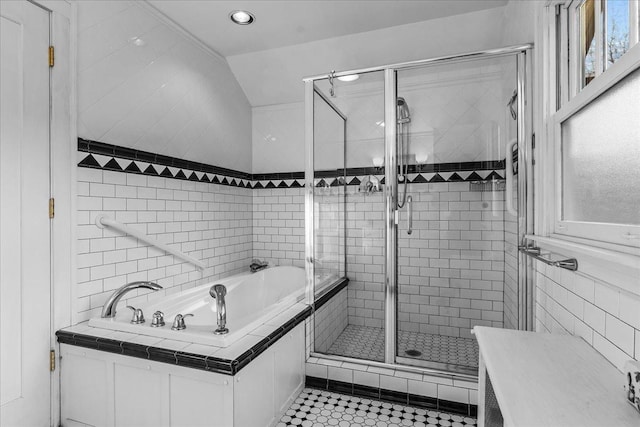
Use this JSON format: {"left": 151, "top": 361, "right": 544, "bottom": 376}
{"left": 392, "top": 55, "right": 521, "bottom": 373}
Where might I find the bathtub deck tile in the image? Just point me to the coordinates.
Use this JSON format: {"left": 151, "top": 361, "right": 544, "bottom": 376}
{"left": 265, "top": 303, "right": 308, "bottom": 327}
{"left": 108, "top": 331, "right": 139, "bottom": 343}
{"left": 248, "top": 323, "right": 277, "bottom": 338}
{"left": 63, "top": 322, "right": 93, "bottom": 335}
{"left": 83, "top": 327, "right": 118, "bottom": 340}
{"left": 182, "top": 343, "right": 221, "bottom": 357}
{"left": 213, "top": 333, "right": 264, "bottom": 360}
{"left": 156, "top": 339, "right": 191, "bottom": 352}
{"left": 126, "top": 334, "right": 164, "bottom": 346}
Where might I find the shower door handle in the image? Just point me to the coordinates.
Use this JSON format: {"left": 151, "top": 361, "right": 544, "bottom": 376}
{"left": 407, "top": 196, "right": 413, "bottom": 235}
{"left": 506, "top": 140, "right": 518, "bottom": 217}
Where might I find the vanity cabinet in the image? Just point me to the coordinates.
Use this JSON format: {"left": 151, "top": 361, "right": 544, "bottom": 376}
{"left": 474, "top": 326, "right": 639, "bottom": 427}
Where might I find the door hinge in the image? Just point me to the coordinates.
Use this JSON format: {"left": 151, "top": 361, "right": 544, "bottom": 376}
{"left": 50, "top": 350, "right": 56, "bottom": 372}
{"left": 49, "top": 46, "right": 54, "bottom": 67}
{"left": 49, "top": 198, "right": 55, "bottom": 219}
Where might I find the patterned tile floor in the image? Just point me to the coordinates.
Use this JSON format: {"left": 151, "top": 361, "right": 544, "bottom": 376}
{"left": 326, "top": 325, "right": 479, "bottom": 368}
{"left": 277, "top": 388, "right": 477, "bottom": 427}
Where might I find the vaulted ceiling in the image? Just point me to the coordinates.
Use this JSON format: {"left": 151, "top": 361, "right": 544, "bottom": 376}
{"left": 146, "top": 0, "right": 510, "bottom": 106}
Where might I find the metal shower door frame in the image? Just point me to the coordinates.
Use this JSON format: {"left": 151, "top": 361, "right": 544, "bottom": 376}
{"left": 382, "top": 47, "right": 534, "bottom": 366}
{"left": 304, "top": 43, "right": 535, "bottom": 373}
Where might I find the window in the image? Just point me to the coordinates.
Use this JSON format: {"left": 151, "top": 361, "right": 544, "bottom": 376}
{"left": 548, "top": 0, "right": 640, "bottom": 251}
{"left": 568, "top": 0, "right": 640, "bottom": 96}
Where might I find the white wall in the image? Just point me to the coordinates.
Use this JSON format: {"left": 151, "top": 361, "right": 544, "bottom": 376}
{"left": 77, "top": 1, "right": 252, "bottom": 173}
{"left": 500, "top": 0, "right": 540, "bottom": 46}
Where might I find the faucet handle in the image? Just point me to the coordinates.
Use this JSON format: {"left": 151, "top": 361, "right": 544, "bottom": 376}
{"left": 150, "top": 311, "right": 165, "bottom": 327}
{"left": 126, "top": 306, "right": 145, "bottom": 324}
{"left": 171, "top": 313, "right": 193, "bottom": 331}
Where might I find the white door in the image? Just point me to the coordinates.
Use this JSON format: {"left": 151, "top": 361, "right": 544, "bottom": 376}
{"left": 0, "top": 1, "right": 52, "bottom": 426}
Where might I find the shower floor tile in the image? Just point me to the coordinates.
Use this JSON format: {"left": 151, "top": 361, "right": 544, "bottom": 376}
{"left": 277, "top": 388, "right": 477, "bottom": 427}
{"left": 326, "top": 325, "right": 479, "bottom": 368}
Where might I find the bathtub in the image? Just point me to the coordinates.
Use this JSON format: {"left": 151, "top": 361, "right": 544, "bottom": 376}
{"left": 88, "top": 266, "right": 306, "bottom": 347}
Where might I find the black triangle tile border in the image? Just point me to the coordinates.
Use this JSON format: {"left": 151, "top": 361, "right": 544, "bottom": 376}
{"left": 78, "top": 138, "right": 506, "bottom": 189}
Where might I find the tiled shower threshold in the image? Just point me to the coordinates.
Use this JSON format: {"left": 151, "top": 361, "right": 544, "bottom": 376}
{"left": 309, "top": 352, "right": 478, "bottom": 382}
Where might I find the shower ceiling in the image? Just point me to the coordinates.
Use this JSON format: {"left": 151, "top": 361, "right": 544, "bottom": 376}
{"left": 147, "top": 1, "right": 509, "bottom": 57}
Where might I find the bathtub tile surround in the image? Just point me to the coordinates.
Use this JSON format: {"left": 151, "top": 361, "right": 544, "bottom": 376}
{"left": 57, "top": 302, "right": 312, "bottom": 375}
{"left": 79, "top": 138, "right": 506, "bottom": 189}
{"left": 76, "top": 164, "right": 253, "bottom": 321}
{"left": 277, "top": 388, "right": 477, "bottom": 427}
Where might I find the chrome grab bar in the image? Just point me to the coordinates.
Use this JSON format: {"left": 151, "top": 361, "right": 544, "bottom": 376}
{"left": 518, "top": 245, "right": 578, "bottom": 271}
{"left": 406, "top": 195, "right": 413, "bottom": 235}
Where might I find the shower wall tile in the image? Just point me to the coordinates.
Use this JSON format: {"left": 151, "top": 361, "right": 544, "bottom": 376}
{"left": 76, "top": 167, "right": 253, "bottom": 322}
{"left": 314, "top": 287, "right": 349, "bottom": 353}
{"left": 535, "top": 262, "right": 640, "bottom": 371}
{"left": 346, "top": 182, "right": 506, "bottom": 338}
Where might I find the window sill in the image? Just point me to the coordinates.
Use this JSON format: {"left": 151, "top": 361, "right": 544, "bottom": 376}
{"left": 525, "top": 234, "right": 640, "bottom": 297}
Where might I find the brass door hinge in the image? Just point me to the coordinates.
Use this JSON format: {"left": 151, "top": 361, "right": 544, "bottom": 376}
{"left": 50, "top": 350, "right": 55, "bottom": 372}
{"left": 49, "top": 198, "right": 54, "bottom": 219}
{"left": 49, "top": 46, "right": 54, "bottom": 67}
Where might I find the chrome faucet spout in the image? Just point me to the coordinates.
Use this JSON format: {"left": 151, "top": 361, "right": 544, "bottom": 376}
{"left": 101, "top": 281, "right": 162, "bottom": 318}
{"left": 209, "top": 284, "right": 229, "bottom": 335}
{"left": 249, "top": 259, "right": 269, "bottom": 273}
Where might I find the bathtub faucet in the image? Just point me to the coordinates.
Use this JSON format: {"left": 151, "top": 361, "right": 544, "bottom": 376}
{"left": 209, "top": 284, "right": 229, "bottom": 335}
{"left": 250, "top": 259, "right": 268, "bottom": 273}
{"left": 101, "top": 281, "right": 162, "bottom": 318}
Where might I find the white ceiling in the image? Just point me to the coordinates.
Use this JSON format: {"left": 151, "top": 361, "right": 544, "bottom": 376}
{"left": 147, "top": 0, "right": 508, "bottom": 57}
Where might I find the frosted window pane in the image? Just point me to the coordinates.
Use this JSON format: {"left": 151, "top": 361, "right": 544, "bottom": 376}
{"left": 561, "top": 68, "right": 640, "bottom": 225}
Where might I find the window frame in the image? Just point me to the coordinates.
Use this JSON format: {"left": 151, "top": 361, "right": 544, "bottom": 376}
{"left": 552, "top": 49, "right": 640, "bottom": 249}
{"left": 563, "top": 0, "right": 640, "bottom": 100}
{"left": 532, "top": 1, "right": 640, "bottom": 296}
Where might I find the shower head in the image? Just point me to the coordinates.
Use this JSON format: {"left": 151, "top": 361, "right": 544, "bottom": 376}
{"left": 397, "top": 97, "right": 411, "bottom": 124}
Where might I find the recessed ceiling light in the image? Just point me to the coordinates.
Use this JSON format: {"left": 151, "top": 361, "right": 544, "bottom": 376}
{"left": 229, "top": 10, "right": 255, "bottom": 25}
{"left": 337, "top": 74, "right": 359, "bottom": 82}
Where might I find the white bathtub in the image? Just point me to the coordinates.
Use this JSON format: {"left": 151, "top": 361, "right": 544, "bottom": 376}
{"left": 88, "top": 266, "right": 306, "bottom": 347}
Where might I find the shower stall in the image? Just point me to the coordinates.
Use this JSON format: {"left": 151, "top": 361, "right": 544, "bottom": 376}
{"left": 305, "top": 45, "right": 533, "bottom": 377}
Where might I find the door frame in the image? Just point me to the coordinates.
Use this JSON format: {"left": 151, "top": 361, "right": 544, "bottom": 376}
{"left": 28, "top": 1, "right": 75, "bottom": 426}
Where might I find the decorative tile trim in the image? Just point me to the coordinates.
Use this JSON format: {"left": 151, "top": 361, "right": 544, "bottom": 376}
{"left": 305, "top": 375, "right": 477, "bottom": 418}
{"left": 56, "top": 305, "right": 312, "bottom": 376}
{"left": 314, "top": 277, "right": 349, "bottom": 311}
{"left": 78, "top": 138, "right": 505, "bottom": 189}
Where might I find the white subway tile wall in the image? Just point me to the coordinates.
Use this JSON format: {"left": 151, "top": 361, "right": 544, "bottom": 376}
{"left": 76, "top": 168, "right": 253, "bottom": 321}
{"left": 347, "top": 183, "right": 507, "bottom": 339}
{"left": 314, "top": 287, "right": 349, "bottom": 353}
{"left": 535, "top": 262, "right": 640, "bottom": 371}
{"left": 252, "top": 188, "right": 305, "bottom": 268}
